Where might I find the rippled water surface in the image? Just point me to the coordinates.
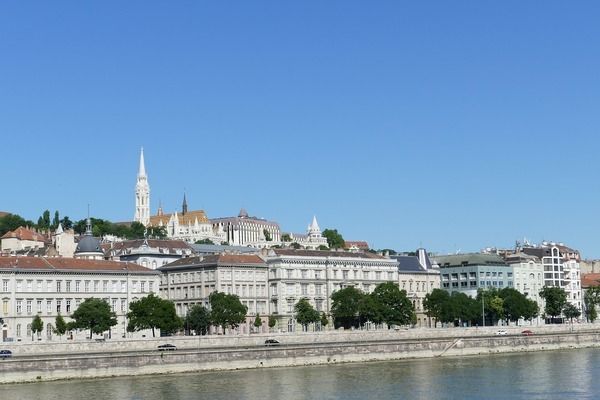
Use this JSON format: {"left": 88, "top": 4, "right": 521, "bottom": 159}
{"left": 2, "top": 348, "right": 600, "bottom": 399}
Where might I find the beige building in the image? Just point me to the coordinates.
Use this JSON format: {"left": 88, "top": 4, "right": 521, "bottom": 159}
{"left": 0, "top": 256, "right": 160, "bottom": 341}
{"left": 1, "top": 227, "right": 47, "bottom": 255}
{"left": 504, "top": 252, "right": 545, "bottom": 322}
{"left": 393, "top": 249, "right": 440, "bottom": 328}
{"left": 265, "top": 249, "right": 399, "bottom": 331}
{"left": 158, "top": 254, "right": 269, "bottom": 334}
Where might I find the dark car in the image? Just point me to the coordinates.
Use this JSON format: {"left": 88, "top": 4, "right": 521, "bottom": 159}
{"left": 0, "top": 350, "right": 12, "bottom": 359}
{"left": 264, "top": 339, "right": 280, "bottom": 346}
{"left": 157, "top": 344, "right": 177, "bottom": 351}
{"left": 522, "top": 330, "right": 534, "bottom": 336}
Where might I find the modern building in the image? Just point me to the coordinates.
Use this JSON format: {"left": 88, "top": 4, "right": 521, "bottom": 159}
{"left": 264, "top": 248, "right": 399, "bottom": 331}
{"left": 103, "top": 239, "right": 195, "bottom": 269}
{"left": 522, "top": 242, "right": 583, "bottom": 311}
{"left": 0, "top": 256, "right": 160, "bottom": 341}
{"left": 211, "top": 209, "right": 281, "bottom": 248}
{"left": 158, "top": 254, "right": 269, "bottom": 334}
{"left": 393, "top": 249, "right": 440, "bottom": 328}
{"left": 433, "top": 253, "right": 514, "bottom": 297}
{"left": 285, "top": 216, "right": 329, "bottom": 250}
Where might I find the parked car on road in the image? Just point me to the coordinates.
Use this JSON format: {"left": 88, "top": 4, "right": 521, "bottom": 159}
{"left": 521, "top": 330, "right": 534, "bottom": 336}
{"left": 495, "top": 330, "right": 508, "bottom": 336}
{"left": 0, "top": 350, "right": 12, "bottom": 359}
{"left": 264, "top": 339, "right": 280, "bottom": 346}
{"left": 157, "top": 344, "right": 177, "bottom": 351}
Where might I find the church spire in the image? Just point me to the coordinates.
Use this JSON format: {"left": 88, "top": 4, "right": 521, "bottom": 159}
{"left": 182, "top": 192, "right": 188, "bottom": 215}
{"left": 138, "top": 147, "right": 146, "bottom": 177}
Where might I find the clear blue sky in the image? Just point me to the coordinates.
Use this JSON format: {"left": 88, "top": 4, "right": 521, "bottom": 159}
{"left": 1, "top": 2, "right": 599, "bottom": 257}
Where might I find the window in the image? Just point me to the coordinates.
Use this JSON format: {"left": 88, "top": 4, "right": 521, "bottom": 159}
{"left": 2, "top": 300, "right": 8, "bottom": 314}
{"left": 376, "top": 271, "right": 382, "bottom": 280}
{"left": 94, "top": 281, "right": 99, "bottom": 292}
{"left": 301, "top": 284, "right": 308, "bottom": 295}
{"left": 141, "top": 281, "right": 146, "bottom": 293}
{"left": 66, "top": 281, "right": 71, "bottom": 292}
{"left": 37, "top": 300, "right": 42, "bottom": 313}
{"left": 16, "top": 324, "right": 21, "bottom": 337}
{"left": 56, "top": 281, "right": 62, "bottom": 293}
{"left": 85, "top": 281, "right": 90, "bottom": 292}
{"left": 315, "top": 285, "right": 322, "bottom": 295}
{"left": 56, "top": 300, "right": 62, "bottom": 313}
{"left": 287, "top": 300, "right": 294, "bottom": 313}
{"left": 316, "top": 300, "right": 323, "bottom": 312}
{"left": 301, "top": 270, "right": 308, "bottom": 279}
{"left": 26, "top": 324, "right": 31, "bottom": 337}
{"left": 103, "top": 281, "right": 108, "bottom": 293}
{"left": 112, "top": 299, "right": 117, "bottom": 312}
{"left": 26, "top": 280, "right": 32, "bottom": 291}
{"left": 66, "top": 300, "right": 71, "bottom": 313}
{"left": 149, "top": 282, "right": 154, "bottom": 293}
{"left": 121, "top": 299, "right": 126, "bottom": 312}
{"left": 16, "top": 300, "right": 22, "bottom": 313}
{"left": 46, "top": 300, "right": 52, "bottom": 313}
{"left": 2, "top": 280, "right": 7, "bottom": 292}
{"left": 343, "top": 270, "right": 349, "bottom": 280}
{"left": 314, "top": 270, "right": 321, "bottom": 279}
{"left": 286, "top": 269, "right": 294, "bottom": 279}
{"left": 75, "top": 299, "right": 81, "bottom": 309}
{"left": 388, "top": 272, "right": 394, "bottom": 280}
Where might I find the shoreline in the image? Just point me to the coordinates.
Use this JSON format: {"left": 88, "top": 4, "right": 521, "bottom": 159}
{"left": 1, "top": 326, "right": 599, "bottom": 384}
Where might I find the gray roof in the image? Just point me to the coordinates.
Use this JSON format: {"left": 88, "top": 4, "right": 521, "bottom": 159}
{"left": 394, "top": 255, "right": 425, "bottom": 272}
{"left": 433, "top": 253, "right": 508, "bottom": 268}
{"left": 75, "top": 234, "right": 102, "bottom": 254}
{"left": 190, "top": 244, "right": 260, "bottom": 255}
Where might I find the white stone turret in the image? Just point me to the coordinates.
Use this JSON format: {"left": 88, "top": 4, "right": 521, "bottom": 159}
{"left": 134, "top": 147, "right": 151, "bottom": 226}
{"left": 308, "top": 215, "right": 321, "bottom": 237}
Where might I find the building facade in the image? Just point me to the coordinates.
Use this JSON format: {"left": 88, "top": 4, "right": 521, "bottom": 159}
{"left": 503, "top": 252, "right": 545, "bottom": 319}
{"left": 265, "top": 249, "right": 399, "bottom": 331}
{"left": 103, "top": 239, "right": 195, "bottom": 269}
{"left": 211, "top": 209, "right": 281, "bottom": 248}
{"left": 158, "top": 254, "right": 269, "bottom": 334}
{"left": 522, "top": 242, "right": 583, "bottom": 311}
{"left": 393, "top": 249, "right": 441, "bottom": 328}
{"left": 285, "top": 216, "right": 329, "bottom": 250}
{"left": 433, "top": 253, "right": 514, "bottom": 297}
{"left": 0, "top": 257, "right": 160, "bottom": 341}
{"left": 1, "top": 227, "right": 47, "bottom": 255}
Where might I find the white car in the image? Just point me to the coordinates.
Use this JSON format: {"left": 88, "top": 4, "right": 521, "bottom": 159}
{"left": 495, "top": 330, "right": 508, "bottom": 336}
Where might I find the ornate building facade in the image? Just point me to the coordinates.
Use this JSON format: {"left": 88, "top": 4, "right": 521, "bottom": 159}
{"left": 286, "top": 216, "right": 328, "bottom": 250}
{"left": 211, "top": 209, "right": 281, "bottom": 248}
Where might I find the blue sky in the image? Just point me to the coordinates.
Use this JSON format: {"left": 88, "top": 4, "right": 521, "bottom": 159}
{"left": 1, "top": 2, "right": 599, "bottom": 257}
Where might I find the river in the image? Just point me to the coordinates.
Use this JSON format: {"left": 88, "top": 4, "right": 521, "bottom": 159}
{"left": 1, "top": 348, "right": 598, "bottom": 399}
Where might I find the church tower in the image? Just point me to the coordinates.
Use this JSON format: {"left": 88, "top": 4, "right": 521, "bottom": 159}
{"left": 134, "top": 148, "right": 150, "bottom": 226}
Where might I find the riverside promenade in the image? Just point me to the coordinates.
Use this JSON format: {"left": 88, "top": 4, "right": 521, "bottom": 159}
{"left": 0, "top": 324, "right": 598, "bottom": 383}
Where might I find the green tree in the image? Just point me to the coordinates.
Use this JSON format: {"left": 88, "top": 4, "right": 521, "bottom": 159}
{"left": 330, "top": 286, "right": 363, "bottom": 329}
{"left": 51, "top": 211, "right": 60, "bottom": 230}
{"left": 127, "top": 293, "right": 182, "bottom": 337}
{"left": 322, "top": 229, "right": 345, "bottom": 249}
{"left": 254, "top": 314, "right": 263, "bottom": 330}
{"left": 186, "top": 304, "right": 211, "bottom": 335}
{"left": 268, "top": 315, "right": 277, "bottom": 331}
{"left": 423, "top": 288, "right": 452, "bottom": 325}
{"left": 562, "top": 303, "right": 581, "bottom": 324}
{"left": 195, "top": 238, "right": 215, "bottom": 245}
{"left": 584, "top": 287, "right": 600, "bottom": 322}
{"left": 539, "top": 287, "right": 568, "bottom": 323}
{"left": 70, "top": 298, "right": 117, "bottom": 339}
{"left": 31, "top": 315, "right": 44, "bottom": 340}
{"left": 371, "top": 282, "right": 415, "bottom": 327}
{"left": 451, "top": 292, "right": 480, "bottom": 326}
{"left": 147, "top": 226, "right": 167, "bottom": 239}
{"left": 294, "top": 298, "right": 320, "bottom": 330}
{"left": 318, "top": 245, "right": 329, "bottom": 251}
{"left": 358, "top": 292, "right": 383, "bottom": 326}
{"left": 477, "top": 288, "right": 504, "bottom": 326}
{"left": 37, "top": 210, "right": 51, "bottom": 230}
{"left": 209, "top": 292, "right": 248, "bottom": 334}
{"left": 498, "top": 288, "right": 528, "bottom": 324}
{"left": 291, "top": 242, "right": 302, "bottom": 249}
{"left": 320, "top": 312, "right": 329, "bottom": 328}
{"left": 263, "top": 229, "right": 272, "bottom": 242}
{"left": 0, "top": 213, "right": 33, "bottom": 236}
{"left": 60, "top": 216, "right": 73, "bottom": 230}
{"left": 128, "top": 221, "right": 146, "bottom": 239}
{"left": 54, "top": 314, "right": 68, "bottom": 336}
{"left": 281, "top": 233, "right": 292, "bottom": 242}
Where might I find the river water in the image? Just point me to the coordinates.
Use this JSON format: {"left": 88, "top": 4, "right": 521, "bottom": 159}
{"left": 1, "top": 348, "right": 599, "bottom": 399}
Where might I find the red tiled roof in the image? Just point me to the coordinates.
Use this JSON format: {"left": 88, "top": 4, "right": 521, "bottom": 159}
{"left": 0, "top": 256, "right": 157, "bottom": 274}
{"left": 582, "top": 273, "right": 600, "bottom": 288}
{"left": 1, "top": 227, "right": 47, "bottom": 242}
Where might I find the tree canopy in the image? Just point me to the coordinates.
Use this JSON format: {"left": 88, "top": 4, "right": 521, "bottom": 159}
{"left": 127, "top": 293, "right": 182, "bottom": 337}
{"left": 539, "top": 287, "right": 568, "bottom": 322}
{"left": 186, "top": 304, "right": 211, "bottom": 335}
{"left": 54, "top": 314, "right": 68, "bottom": 336}
{"left": 322, "top": 229, "right": 345, "bottom": 249}
{"left": 31, "top": 315, "right": 44, "bottom": 340}
{"left": 294, "top": 298, "right": 320, "bottom": 329}
{"left": 330, "top": 286, "right": 364, "bottom": 329}
{"left": 70, "top": 298, "right": 117, "bottom": 338}
{"left": 209, "top": 292, "right": 247, "bottom": 333}
{"left": 562, "top": 303, "right": 581, "bottom": 323}
{"left": 371, "top": 282, "right": 414, "bottom": 327}
{"left": 584, "top": 287, "right": 600, "bottom": 322}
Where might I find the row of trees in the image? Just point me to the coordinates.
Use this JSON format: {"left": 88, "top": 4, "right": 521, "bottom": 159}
{"left": 424, "top": 288, "right": 540, "bottom": 326}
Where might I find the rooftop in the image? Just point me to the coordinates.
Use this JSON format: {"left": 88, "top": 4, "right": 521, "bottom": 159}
{"left": 1, "top": 227, "right": 48, "bottom": 243}
{"left": 0, "top": 256, "right": 158, "bottom": 274}
{"left": 160, "top": 254, "right": 265, "bottom": 270}
{"left": 433, "top": 253, "right": 508, "bottom": 268}
{"left": 270, "top": 248, "right": 388, "bottom": 260}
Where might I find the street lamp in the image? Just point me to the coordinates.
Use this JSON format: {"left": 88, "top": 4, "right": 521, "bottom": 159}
{"left": 482, "top": 293, "right": 485, "bottom": 328}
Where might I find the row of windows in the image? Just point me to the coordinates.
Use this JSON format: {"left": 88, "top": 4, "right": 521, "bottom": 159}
{"left": 2, "top": 279, "right": 154, "bottom": 294}
{"left": 7, "top": 297, "right": 131, "bottom": 315}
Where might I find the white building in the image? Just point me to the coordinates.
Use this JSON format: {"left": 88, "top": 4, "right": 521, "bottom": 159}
{"left": 265, "top": 249, "right": 399, "bottom": 331}
{"left": 285, "top": 216, "right": 329, "bottom": 250}
{"left": 393, "top": 249, "right": 441, "bottom": 328}
{"left": 522, "top": 242, "right": 583, "bottom": 311}
{"left": 134, "top": 148, "right": 151, "bottom": 226}
{"left": 504, "top": 252, "right": 545, "bottom": 320}
{"left": 1, "top": 227, "right": 47, "bottom": 255}
{"left": 103, "top": 239, "right": 195, "bottom": 269}
{"left": 158, "top": 254, "right": 269, "bottom": 334}
{"left": 211, "top": 209, "right": 281, "bottom": 248}
{"left": 52, "top": 224, "right": 77, "bottom": 258}
{"left": 0, "top": 256, "right": 160, "bottom": 341}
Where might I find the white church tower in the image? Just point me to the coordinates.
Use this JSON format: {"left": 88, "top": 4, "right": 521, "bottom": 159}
{"left": 134, "top": 148, "right": 150, "bottom": 226}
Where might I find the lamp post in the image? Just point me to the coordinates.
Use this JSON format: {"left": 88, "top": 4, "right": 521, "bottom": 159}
{"left": 482, "top": 292, "right": 486, "bottom": 328}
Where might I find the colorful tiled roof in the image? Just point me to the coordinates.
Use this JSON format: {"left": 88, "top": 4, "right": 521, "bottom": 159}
{"left": 1, "top": 227, "right": 47, "bottom": 242}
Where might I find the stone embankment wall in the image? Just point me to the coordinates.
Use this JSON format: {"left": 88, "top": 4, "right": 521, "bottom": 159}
{"left": 0, "top": 325, "right": 598, "bottom": 384}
